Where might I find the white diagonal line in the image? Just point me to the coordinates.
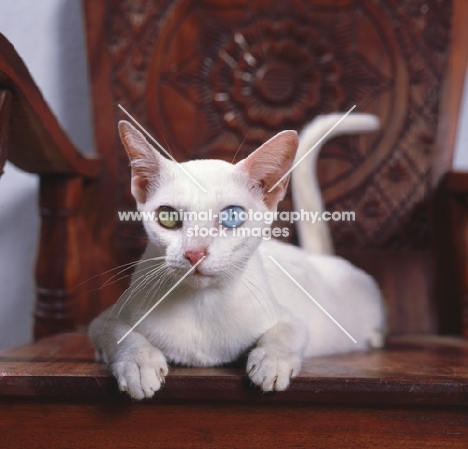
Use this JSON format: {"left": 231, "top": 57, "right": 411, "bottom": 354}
{"left": 268, "top": 105, "right": 356, "bottom": 193}
{"left": 268, "top": 256, "right": 357, "bottom": 343}
{"left": 117, "top": 257, "right": 206, "bottom": 344}
{"left": 118, "top": 104, "right": 207, "bottom": 192}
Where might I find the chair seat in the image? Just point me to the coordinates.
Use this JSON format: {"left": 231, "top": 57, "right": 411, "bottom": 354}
{"left": 2, "top": 333, "right": 468, "bottom": 448}
{"left": 1, "top": 332, "right": 468, "bottom": 406}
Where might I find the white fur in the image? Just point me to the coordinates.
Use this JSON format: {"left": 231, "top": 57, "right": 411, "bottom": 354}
{"left": 89, "top": 116, "right": 386, "bottom": 400}
{"left": 292, "top": 113, "right": 380, "bottom": 254}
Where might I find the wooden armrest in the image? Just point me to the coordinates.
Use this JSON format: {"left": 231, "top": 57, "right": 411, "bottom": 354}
{"left": 444, "top": 171, "right": 468, "bottom": 195}
{"left": 0, "top": 33, "right": 100, "bottom": 177}
{"left": 436, "top": 170, "right": 468, "bottom": 336}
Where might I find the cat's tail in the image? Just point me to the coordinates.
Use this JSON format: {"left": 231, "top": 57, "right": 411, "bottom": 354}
{"left": 292, "top": 113, "right": 380, "bottom": 255}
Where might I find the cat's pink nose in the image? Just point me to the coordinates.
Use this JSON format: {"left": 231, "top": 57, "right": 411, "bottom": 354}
{"left": 184, "top": 249, "right": 207, "bottom": 266}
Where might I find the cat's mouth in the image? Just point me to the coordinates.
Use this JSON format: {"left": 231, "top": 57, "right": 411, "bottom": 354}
{"left": 182, "top": 267, "right": 218, "bottom": 289}
{"left": 192, "top": 268, "right": 211, "bottom": 277}
{"left": 170, "top": 265, "right": 212, "bottom": 278}
{"left": 171, "top": 265, "right": 216, "bottom": 285}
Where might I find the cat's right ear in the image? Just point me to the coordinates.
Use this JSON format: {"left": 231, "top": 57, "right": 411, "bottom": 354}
{"left": 118, "top": 120, "right": 165, "bottom": 204}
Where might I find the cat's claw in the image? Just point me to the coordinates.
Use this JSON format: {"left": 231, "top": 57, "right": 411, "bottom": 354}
{"left": 247, "top": 347, "right": 301, "bottom": 392}
{"left": 111, "top": 346, "right": 169, "bottom": 400}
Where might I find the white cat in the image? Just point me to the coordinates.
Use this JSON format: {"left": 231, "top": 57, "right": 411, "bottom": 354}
{"left": 88, "top": 114, "right": 386, "bottom": 400}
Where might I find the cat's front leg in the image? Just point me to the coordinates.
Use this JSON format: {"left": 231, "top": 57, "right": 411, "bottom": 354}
{"left": 111, "top": 341, "right": 168, "bottom": 400}
{"left": 247, "top": 320, "right": 307, "bottom": 392}
{"left": 88, "top": 311, "right": 168, "bottom": 400}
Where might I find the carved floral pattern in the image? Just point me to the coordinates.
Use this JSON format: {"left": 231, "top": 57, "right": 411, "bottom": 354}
{"left": 104, "top": 0, "right": 452, "bottom": 250}
{"left": 205, "top": 20, "right": 345, "bottom": 139}
{"left": 159, "top": 1, "right": 392, "bottom": 150}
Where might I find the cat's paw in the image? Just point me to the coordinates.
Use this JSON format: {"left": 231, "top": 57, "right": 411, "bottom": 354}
{"left": 247, "top": 347, "right": 301, "bottom": 392}
{"left": 111, "top": 346, "right": 169, "bottom": 400}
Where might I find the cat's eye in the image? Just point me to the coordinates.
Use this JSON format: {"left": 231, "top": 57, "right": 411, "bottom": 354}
{"left": 157, "top": 206, "right": 182, "bottom": 229}
{"left": 219, "top": 205, "right": 245, "bottom": 228}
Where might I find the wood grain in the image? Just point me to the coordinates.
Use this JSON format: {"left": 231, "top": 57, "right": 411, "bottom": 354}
{"left": 34, "top": 176, "right": 84, "bottom": 339}
{"left": 1, "top": 333, "right": 468, "bottom": 448}
{"left": 440, "top": 172, "right": 468, "bottom": 336}
{"left": 2, "top": 333, "right": 468, "bottom": 407}
{"left": 2, "top": 401, "right": 467, "bottom": 449}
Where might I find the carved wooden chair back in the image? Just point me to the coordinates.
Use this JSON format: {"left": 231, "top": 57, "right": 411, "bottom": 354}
{"left": 31, "top": 0, "right": 467, "bottom": 338}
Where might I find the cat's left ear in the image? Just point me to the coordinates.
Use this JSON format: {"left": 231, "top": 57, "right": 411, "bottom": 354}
{"left": 237, "top": 130, "right": 299, "bottom": 209}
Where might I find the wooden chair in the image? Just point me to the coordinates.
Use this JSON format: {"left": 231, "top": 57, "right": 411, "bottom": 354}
{"left": 2, "top": 0, "right": 468, "bottom": 446}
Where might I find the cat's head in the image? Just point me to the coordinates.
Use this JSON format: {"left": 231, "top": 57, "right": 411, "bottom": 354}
{"left": 119, "top": 121, "right": 298, "bottom": 289}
